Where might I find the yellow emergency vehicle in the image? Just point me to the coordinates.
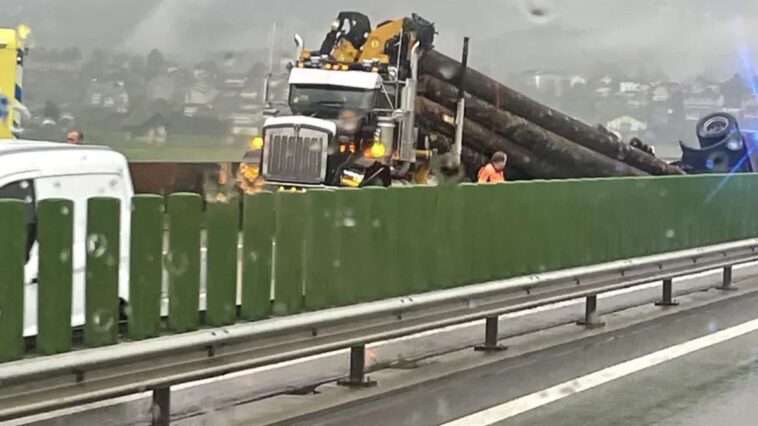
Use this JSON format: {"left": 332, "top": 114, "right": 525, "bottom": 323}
{"left": 0, "top": 26, "right": 28, "bottom": 139}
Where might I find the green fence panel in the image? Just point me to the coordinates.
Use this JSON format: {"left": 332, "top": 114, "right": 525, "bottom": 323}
{"left": 361, "top": 188, "right": 390, "bottom": 301}
{"left": 37, "top": 199, "right": 74, "bottom": 355}
{"left": 273, "top": 191, "right": 306, "bottom": 316}
{"left": 465, "top": 183, "right": 498, "bottom": 284}
{"left": 167, "top": 193, "right": 202, "bottom": 333}
{"left": 433, "top": 184, "right": 465, "bottom": 289}
{"left": 388, "top": 187, "right": 411, "bottom": 295}
{"left": 0, "top": 200, "right": 27, "bottom": 362}
{"left": 459, "top": 183, "right": 477, "bottom": 284}
{"left": 412, "top": 186, "right": 437, "bottom": 294}
{"left": 84, "top": 197, "right": 121, "bottom": 348}
{"left": 491, "top": 183, "right": 521, "bottom": 280}
{"left": 128, "top": 195, "right": 164, "bottom": 340}
{"left": 206, "top": 197, "right": 240, "bottom": 326}
{"left": 392, "top": 187, "right": 426, "bottom": 295}
{"left": 333, "top": 189, "right": 370, "bottom": 305}
{"left": 241, "top": 192, "right": 274, "bottom": 320}
{"left": 304, "top": 190, "right": 337, "bottom": 310}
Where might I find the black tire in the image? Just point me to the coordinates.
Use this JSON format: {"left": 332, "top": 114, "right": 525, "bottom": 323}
{"left": 696, "top": 113, "right": 739, "bottom": 148}
{"left": 119, "top": 299, "right": 129, "bottom": 321}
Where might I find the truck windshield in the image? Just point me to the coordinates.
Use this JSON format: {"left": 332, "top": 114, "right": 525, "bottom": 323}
{"left": 290, "top": 85, "right": 375, "bottom": 117}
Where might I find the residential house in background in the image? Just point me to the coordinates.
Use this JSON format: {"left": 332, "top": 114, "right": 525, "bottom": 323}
{"left": 606, "top": 115, "right": 648, "bottom": 140}
{"left": 683, "top": 85, "right": 723, "bottom": 122}
{"left": 122, "top": 99, "right": 171, "bottom": 144}
{"left": 183, "top": 81, "right": 219, "bottom": 117}
{"left": 522, "top": 69, "right": 566, "bottom": 97}
{"left": 85, "top": 79, "right": 129, "bottom": 113}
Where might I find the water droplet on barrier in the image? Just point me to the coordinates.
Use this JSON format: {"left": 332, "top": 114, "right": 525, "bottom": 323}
{"left": 248, "top": 251, "right": 258, "bottom": 263}
{"left": 272, "top": 302, "right": 288, "bottom": 316}
{"left": 666, "top": 229, "right": 675, "bottom": 239}
{"left": 87, "top": 234, "right": 108, "bottom": 258}
{"left": 164, "top": 251, "right": 189, "bottom": 277}
{"left": 151, "top": 404, "right": 162, "bottom": 423}
{"left": 59, "top": 250, "right": 70, "bottom": 262}
{"left": 91, "top": 309, "right": 115, "bottom": 332}
{"left": 60, "top": 206, "right": 70, "bottom": 216}
{"left": 371, "top": 219, "right": 381, "bottom": 228}
{"left": 518, "top": 0, "right": 557, "bottom": 25}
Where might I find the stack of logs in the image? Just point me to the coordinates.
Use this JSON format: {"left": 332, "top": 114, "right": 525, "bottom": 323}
{"left": 418, "top": 50, "right": 683, "bottom": 179}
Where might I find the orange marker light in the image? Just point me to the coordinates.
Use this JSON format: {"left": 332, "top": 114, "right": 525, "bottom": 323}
{"left": 250, "top": 136, "right": 264, "bottom": 150}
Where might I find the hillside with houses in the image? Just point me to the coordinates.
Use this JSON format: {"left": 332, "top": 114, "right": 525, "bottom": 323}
{"left": 18, "top": 46, "right": 758, "bottom": 160}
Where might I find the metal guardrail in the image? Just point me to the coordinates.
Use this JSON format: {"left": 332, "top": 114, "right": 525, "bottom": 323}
{"left": 1, "top": 237, "right": 757, "bottom": 424}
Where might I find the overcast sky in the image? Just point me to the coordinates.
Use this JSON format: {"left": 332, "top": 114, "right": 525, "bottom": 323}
{"left": 4, "top": 0, "right": 758, "bottom": 80}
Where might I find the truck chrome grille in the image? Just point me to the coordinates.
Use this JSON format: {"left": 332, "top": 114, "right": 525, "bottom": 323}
{"left": 262, "top": 127, "right": 328, "bottom": 184}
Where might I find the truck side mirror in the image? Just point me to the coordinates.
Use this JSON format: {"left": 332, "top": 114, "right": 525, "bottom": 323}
{"left": 294, "top": 34, "right": 305, "bottom": 58}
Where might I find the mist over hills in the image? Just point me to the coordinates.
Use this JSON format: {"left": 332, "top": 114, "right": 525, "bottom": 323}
{"left": 3, "top": 0, "right": 758, "bottom": 80}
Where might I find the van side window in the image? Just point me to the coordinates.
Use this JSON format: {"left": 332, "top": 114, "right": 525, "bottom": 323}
{"left": 0, "top": 179, "right": 36, "bottom": 260}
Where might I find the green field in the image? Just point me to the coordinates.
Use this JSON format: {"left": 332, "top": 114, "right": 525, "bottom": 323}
{"left": 87, "top": 131, "right": 247, "bottom": 162}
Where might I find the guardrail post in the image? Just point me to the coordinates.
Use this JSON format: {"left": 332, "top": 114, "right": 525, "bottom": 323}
{"left": 577, "top": 295, "right": 605, "bottom": 328}
{"left": 720, "top": 266, "right": 738, "bottom": 291}
{"left": 152, "top": 387, "right": 170, "bottom": 426}
{"left": 474, "top": 316, "right": 507, "bottom": 352}
{"left": 337, "top": 345, "right": 377, "bottom": 388}
{"left": 655, "top": 278, "right": 679, "bottom": 307}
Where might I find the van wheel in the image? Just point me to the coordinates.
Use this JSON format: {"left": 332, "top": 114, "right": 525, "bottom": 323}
{"left": 119, "top": 299, "right": 129, "bottom": 321}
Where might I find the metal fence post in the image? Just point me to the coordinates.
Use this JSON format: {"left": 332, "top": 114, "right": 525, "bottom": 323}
{"left": 474, "top": 316, "right": 507, "bottom": 352}
{"left": 655, "top": 278, "right": 679, "bottom": 306}
{"left": 720, "top": 266, "right": 738, "bottom": 291}
{"left": 152, "top": 387, "right": 170, "bottom": 426}
{"left": 577, "top": 295, "right": 605, "bottom": 328}
{"left": 337, "top": 345, "right": 377, "bottom": 388}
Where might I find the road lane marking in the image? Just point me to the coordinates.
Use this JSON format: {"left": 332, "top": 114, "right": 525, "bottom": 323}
{"left": 12, "top": 263, "right": 757, "bottom": 425}
{"left": 441, "top": 316, "right": 758, "bottom": 426}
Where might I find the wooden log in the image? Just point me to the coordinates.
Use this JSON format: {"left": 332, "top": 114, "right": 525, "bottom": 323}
{"left": 418, "top": 96, "right": 575, "bottom": 179}
{"left": 419, "top": 50, "right": 683, "bottom": 175}
{"left": 420, "top": 75, "right": 647, "bottom": 177}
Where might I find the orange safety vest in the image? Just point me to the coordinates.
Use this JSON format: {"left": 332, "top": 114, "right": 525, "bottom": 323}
{"left": 478, "top": 163, "right": 505, "bottom": 183}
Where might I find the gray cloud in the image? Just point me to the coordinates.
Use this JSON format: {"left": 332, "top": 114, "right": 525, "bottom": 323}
{"left": 4, "top": 0, "right": 758, "bottom": 79}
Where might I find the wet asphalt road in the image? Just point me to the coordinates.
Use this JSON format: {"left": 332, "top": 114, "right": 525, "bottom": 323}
{"left": 506, "top": 318, "right": 758, "bottom": 426}
{"left": 285, "top": 286, "right": 758, "bottom": 426}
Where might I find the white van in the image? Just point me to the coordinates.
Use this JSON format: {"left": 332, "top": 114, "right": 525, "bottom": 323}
{"left": 0, "top": 141, "right": 133, "bottom": 337}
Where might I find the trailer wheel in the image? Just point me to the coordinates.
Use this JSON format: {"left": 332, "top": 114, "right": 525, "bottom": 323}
{"left": 697, "top": 113, "right": 739, "bottom": 148}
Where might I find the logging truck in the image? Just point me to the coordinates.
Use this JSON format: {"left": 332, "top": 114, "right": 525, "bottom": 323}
{"left": 248, "top": 12, "right": 457, "bottom": 188}
{"left": 241, "top": 12, "right": 682, "bottom": 190}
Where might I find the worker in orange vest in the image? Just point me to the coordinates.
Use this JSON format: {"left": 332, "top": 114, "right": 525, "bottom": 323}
{"left": 478, "top": 151, "right": 507, "bottom": 183}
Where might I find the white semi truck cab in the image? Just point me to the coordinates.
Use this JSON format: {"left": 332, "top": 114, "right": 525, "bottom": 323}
{"left": 256, "top": 13, "right": 436, "bottom": 188}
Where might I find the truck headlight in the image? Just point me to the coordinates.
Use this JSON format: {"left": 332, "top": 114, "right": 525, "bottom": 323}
{"left": 250, "top": 136, "right": 264, "bottom": 150}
